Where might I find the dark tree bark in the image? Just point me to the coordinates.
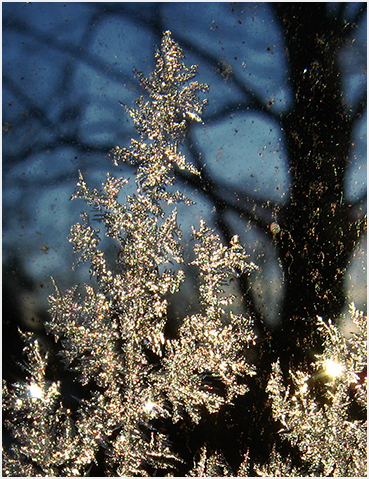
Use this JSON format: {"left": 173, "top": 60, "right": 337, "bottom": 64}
{"left": 270, "top": 2, "right": 367, "bottom": 367}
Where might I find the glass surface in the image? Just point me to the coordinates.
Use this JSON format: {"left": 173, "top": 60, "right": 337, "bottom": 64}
{"left": 2, "top": 3, "right": 367, "bottom": 476}
{"left": 2, "top": 2, "right": 366, "bottom": 330}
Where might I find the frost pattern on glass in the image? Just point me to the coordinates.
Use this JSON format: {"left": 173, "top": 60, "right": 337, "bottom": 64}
{"left": 265, "top": 305, "right": 367, "bottom": 477}
{"left": 2, "top": 335, "right": 97, "bottom": 476}
{"left": 188, "top": 446, "right": 234, "bottom": 477}
{"left": 2, "top": 31, "right": 255, "bottom": 476}
{"left": 2, "top": 30, "right": 366, "bottom": 477}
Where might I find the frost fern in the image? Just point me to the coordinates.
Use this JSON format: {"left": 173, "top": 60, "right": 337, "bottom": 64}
{"left": 2, "top": 31, "right": 366, "bottom": 478}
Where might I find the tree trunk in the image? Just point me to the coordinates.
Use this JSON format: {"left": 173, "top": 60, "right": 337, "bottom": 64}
{"left": 272, "top": 3, "right": 366, "bottom": 366}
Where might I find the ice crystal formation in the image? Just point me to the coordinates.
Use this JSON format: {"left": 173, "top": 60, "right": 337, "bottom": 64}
{"left": 2, "top": 31, "right": 367, "bottom": 477}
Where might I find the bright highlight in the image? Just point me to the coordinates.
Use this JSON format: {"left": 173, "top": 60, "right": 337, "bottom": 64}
{"left": 28, "top": 383, "right": 44, "bottom": 400}
{"left": 324, "top": 360, "right": 344, "bottom": 378}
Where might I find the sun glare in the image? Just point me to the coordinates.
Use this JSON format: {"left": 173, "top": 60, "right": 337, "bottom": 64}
{"left": 324, "top": 359, "right": 344, "bottom": 378}
{"left": 28, "top": 383, "right": 44, "bottom": 400}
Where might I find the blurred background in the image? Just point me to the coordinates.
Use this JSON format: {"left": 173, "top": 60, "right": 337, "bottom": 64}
{"left": 2, "top": 3, "right": 366, "bottom": 370}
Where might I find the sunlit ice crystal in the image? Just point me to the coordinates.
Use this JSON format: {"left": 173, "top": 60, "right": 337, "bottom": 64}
{"left": 28, "top": 383, "right": 44, "bottom": 400}
{"left": 324, "top": 359, "right": 344, "bottom": 378}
